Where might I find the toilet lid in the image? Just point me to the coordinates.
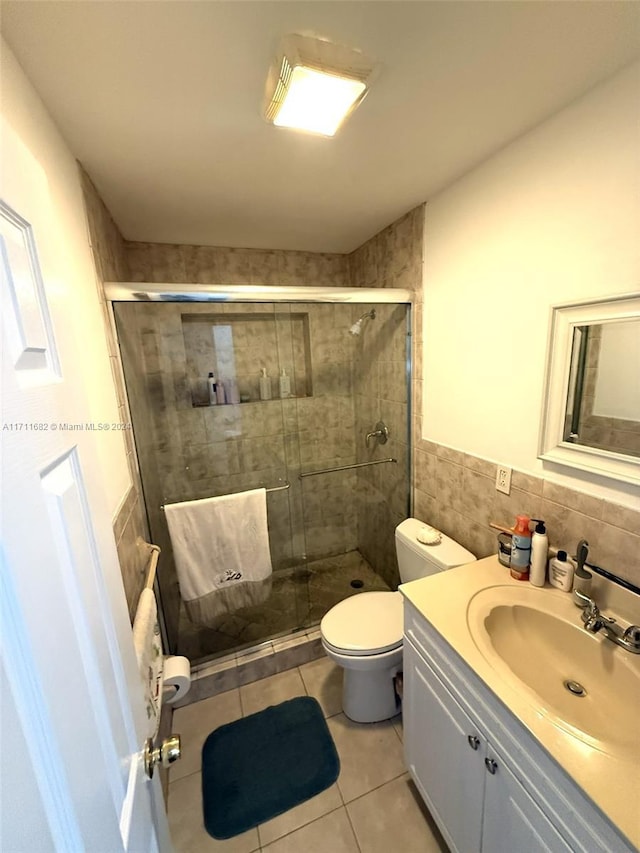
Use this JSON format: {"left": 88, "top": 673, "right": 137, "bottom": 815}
{"left": 320, "top": 591, "right": 404, "bottom": 656}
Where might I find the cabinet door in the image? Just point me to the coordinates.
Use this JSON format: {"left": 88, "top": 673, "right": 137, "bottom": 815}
{"left": 404, "top": 639, "right": 485, "bottom": 853}
{"left": 482, "top": 747, "right": 573, "bottom": 853}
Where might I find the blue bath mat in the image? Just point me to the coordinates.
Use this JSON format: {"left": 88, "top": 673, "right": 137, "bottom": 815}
{"left": 202, "top": 696, "right": 340, "bottom": 840}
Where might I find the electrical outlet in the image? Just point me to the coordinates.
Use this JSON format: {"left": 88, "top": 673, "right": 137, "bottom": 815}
{"left": 496, "top": 466, "right": 512, "bottom": 495}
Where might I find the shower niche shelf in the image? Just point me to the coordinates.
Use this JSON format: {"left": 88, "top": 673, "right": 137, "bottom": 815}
{"left": 181, "top": 311, "right": 312, "bottom": 408}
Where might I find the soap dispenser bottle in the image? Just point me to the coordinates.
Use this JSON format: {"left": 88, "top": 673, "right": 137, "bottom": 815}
{"left": 259, "top": 368, "right": 272, "bottom": 401}
{"left": 279, "top": 368, "right": 291, "bottom": 399}
{"left": 529, "top": 519, "right": 548, "bottom": 587}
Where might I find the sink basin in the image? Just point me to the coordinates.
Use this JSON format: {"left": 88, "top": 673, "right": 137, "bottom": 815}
{"left": 467, "top": 585, "right": 640, "bottom": 757}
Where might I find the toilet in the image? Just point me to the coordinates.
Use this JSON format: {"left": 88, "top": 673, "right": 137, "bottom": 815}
{"left": 320, "top": 518, "right": 476, "bottom": 723}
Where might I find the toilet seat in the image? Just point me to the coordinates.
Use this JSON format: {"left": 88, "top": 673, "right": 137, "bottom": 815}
{"left": 320, "top": 591, "right": 403, "bottom": 656}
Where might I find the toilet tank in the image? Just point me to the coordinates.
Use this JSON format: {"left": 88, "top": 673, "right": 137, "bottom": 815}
{"left": 395, "top": 518, "right": 476, "bottom": 583}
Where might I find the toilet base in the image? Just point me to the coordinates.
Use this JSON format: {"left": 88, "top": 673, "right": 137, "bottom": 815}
{"left": 343, "top": 666, "right": 401, "bottom": 723}
{"left": 322, "top": 640, "right": 403, "bottom": 723}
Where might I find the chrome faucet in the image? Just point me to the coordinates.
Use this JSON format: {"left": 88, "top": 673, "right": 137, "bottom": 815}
{"left": 573, "top": 588, "right": 640, "bottom": 654}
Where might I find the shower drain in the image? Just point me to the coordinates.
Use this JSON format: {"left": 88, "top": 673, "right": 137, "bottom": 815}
{"left": 563, "top": 679, "right": 587, "bottom": 697}
{"left": 350, "top": 579, "right": 364, "bottom": 589}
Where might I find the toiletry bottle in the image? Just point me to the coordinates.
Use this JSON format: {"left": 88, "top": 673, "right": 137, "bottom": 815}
{"left": 529, "top": 519, "right": 548, "bottom": 587}
{"left": 572, "top": 539, "right": 592, "bottom": 599}
{"left": 509, "top": 514, "right": 531, "bottom": 581}
{"left": 227, "top": 378, "right": 240, "bottom": 405}
{"left": 549, "top": 551, "right": 574, "bottom": 592}
{"left": 207, "top": 372, "right": 217, "bottom": 405}
{"left": 216, "top": 378, "right": 226, "bottom": 405}
{"left": 279, "top": 367, "right": 291, "bottom": 399}
{"left": 259, "top": 368, "right": 272, "bottom": 401}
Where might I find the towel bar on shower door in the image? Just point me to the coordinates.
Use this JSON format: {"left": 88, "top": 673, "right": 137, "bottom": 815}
{"left": 160, "top": 481, "right": 290, "bottom": 511}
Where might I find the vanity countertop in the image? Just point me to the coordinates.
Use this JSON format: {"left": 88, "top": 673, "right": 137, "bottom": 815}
{"left": 399, "top": 555, "right": 640, "bottom": 850}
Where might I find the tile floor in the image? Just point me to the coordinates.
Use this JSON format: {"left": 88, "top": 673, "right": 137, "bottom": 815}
{"left": 168, "top": 657, "right": 448, "bottom": 853}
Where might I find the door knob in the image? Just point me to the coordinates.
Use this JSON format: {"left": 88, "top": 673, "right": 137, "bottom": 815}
{"left": 144, "top": 734, "right": 181, "bottom": 779}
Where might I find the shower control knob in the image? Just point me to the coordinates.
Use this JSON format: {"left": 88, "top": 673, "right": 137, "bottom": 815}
{"left": 144, "top": 734, "right": 182, "bottom": 778}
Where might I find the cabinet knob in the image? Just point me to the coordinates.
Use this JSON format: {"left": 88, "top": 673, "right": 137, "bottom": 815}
{"left": 484, "top": 757, "right": 498, "bottom": 775}
{"left": 467, "top": 735, "right": 480, "bottom": 750}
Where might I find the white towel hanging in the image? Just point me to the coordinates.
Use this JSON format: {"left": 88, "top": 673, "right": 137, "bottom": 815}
{"left": 164, "top": 488, "right": 273, "bottom": 621}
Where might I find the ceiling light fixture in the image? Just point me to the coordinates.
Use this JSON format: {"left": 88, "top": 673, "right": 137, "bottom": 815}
{"left": 264, "top": 34, "right": 377, "bottom": 137}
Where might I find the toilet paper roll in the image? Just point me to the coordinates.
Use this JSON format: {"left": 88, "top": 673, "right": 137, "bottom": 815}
{"left": 162, "top": 655, "right": 191, "bottom": 704}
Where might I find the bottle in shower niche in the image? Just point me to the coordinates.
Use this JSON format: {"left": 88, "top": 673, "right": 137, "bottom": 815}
{"left": 259, "top": 368, "right": 272, "bottom": 401}
{"left": 207, "top": 372, "right": 217, "bottom": 405}
{"left": 279, "top": 368, "right": 291, "bottom": 399}
{"left": 509, "top": 514, "right": 531, "bottom": 581}
{"left": 216, "top": 378, "right": 226, "bottom": 405}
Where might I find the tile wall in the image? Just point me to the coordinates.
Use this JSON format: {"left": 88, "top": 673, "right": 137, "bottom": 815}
{"left": 79, "top": 167, "right": 152, "bottom": 622}
{"left": 413, "top": 440, "right": 640, "bottom": 588}
{"left": 349, "top": 206, "right": 424, "bottom": 587}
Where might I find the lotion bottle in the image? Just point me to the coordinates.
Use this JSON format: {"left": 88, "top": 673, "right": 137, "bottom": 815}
{"left": 529, "top": 520, "right": 548, "bottom": 587}
{"left": 259, "top": 368, "right": 272, "bottom": 401}
{"left": 279, "top": 368, "right": 291, "bottom": 399}
{"left": 549, "top": 551, "right": 574, "bottom": 592}
{"left": 216, "top": 378, "right": 226, "bottom": 405}
{"left": 509, "top": 514, "right": 531, "bottom": 581}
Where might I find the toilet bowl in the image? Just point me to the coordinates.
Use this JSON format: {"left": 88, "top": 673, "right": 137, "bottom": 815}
{"left": 321, "top": 591, "right": 404, "bottom": 723}
{"left": 320, "top": 518, "right": 476, "bottom": 723}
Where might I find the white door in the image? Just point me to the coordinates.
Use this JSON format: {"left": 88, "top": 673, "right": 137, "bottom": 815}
{"left": 1, "top": 120, "right": 171, "bottom": 851}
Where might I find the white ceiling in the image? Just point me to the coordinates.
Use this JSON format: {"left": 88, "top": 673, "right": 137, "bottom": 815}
{"left": 2, "top": 2, "right": 639, "bottom": 253}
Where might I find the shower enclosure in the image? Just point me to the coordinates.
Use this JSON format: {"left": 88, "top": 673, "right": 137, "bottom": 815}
{"left": 109, "top": 285, "right": 412, "bottom": 665}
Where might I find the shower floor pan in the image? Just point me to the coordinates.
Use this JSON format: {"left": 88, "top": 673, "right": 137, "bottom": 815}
{"left": 176, "top": 550, "right": 390, "bottom": 663}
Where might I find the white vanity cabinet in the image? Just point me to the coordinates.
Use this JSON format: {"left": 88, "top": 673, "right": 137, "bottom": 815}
{"left": 402, "top": 600, "right": 634, "bottom": 853}
{"left": 404, "top": 639, "right": 572, "bottom": 853}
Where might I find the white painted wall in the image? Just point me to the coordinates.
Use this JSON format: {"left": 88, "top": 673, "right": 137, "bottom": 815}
{"left": 593, "top": 320, "right": 640, "bottom": 421}
{"left": 422, "top": 60, "right": 640, "bottom": 507}
{"left": 1, "top": 41, "right": 131, "bottom": 515}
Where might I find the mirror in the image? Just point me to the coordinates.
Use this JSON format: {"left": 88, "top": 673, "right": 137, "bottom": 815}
{"left": 539, "top": 294, "right": 640, "bottom": 485}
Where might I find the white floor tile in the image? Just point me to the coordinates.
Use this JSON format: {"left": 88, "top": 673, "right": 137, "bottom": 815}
{"left": 347, "top": 773, "right": 448, "bottom": 853}
{"left": 239, "top": 668, "right": 307, "bottom": 717}
{"left": 168, "top": 771, "right": 259, "bottom": 853}
{"left": 327, "top": 713, "right": 406, "bottom": 803}
{"left": 299, "top": 656, "right": 344, "bottom": 718}
{"left": 261, "top": 807, "right": 359, "bottom": 853}
{"left": 257, "top": 783, "right": 343, "bottom": 847}
{"left": 171, "top": 688, "right": 242, "bottom": 782}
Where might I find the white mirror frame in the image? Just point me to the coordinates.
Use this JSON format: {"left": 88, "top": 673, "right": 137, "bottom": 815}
{"left": 539, "top": 292, "right": 640, "bottom": 486}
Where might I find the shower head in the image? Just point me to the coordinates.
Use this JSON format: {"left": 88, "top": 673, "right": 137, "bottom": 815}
{"left": 349, "top": 309, "right": 376, "bottom": 336}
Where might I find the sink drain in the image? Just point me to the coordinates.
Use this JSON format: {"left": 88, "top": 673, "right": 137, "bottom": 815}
{"left": 563, "top": 680, "right": 587, "bottom": 697}
{"left": 350, "top": 579, "right": 364, "bottom": 589}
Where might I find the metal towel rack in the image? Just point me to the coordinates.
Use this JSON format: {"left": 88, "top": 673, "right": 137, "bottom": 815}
{"left": 145, "top": 544, "right": 161, "bottom": 589}
{"left": 160, "top": 481, "right": 290, "bottom": 511}
{"left": 299, "top": 458, "right": 397, "bottom": 478}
